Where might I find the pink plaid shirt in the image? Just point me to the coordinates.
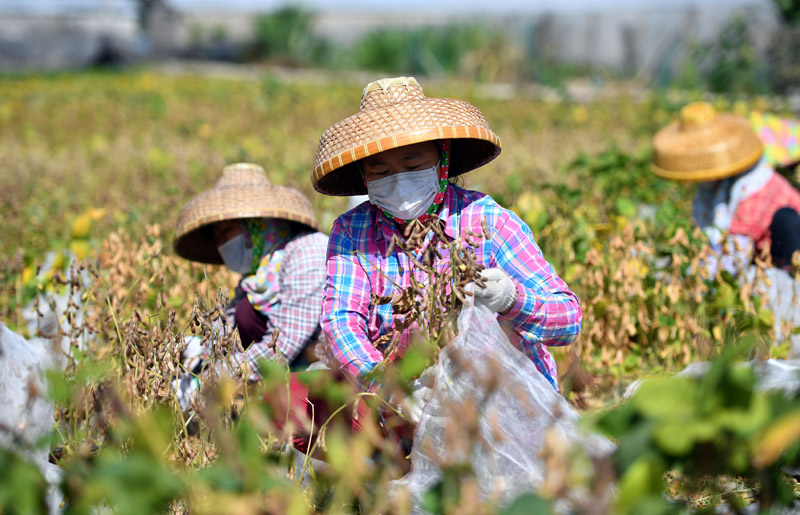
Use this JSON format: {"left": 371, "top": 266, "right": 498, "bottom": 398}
{"left": 730, "top": 171, "right": 800, "bottom": 252}
{"left": 234, "top": 231, "right": 328, "bottom": 379}
{"left": 321, "top": 185, "right": 582, "bottom": 389}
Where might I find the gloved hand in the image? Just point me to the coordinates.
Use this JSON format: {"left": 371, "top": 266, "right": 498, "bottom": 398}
{"left": 399, "top": 366, "right": 436, "bottom": 425}
{"left": 470, "top": 268, "right": 517, "bottom": 314}
{"left": 171, "top": 335, "right": 210, "bottom": 412}
{"left": 172, "top": 373, "right": 200, "bottom": 412}
{"left": 182, "top": 335, "right": 210, "bottom": 375}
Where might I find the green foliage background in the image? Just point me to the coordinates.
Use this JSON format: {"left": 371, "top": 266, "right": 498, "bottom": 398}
{"left": 1, "top": 70, "right": 800, "bottom": 513}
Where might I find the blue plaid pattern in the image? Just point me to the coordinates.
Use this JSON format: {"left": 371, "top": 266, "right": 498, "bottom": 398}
{"left": 321, "top": 185, "right": 582, "bottom": 389}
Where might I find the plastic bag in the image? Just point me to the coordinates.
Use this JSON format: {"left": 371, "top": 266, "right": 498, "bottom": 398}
{"left": 0, "top": 323, "right": 64, "bottom": 514}
{"left": 745, "top": 266, "right": 800, "bottom": 358}
{"left": 675, "top": 358, "right": 800, "bottom": 396}
{"left": 390, "top": 295, "right": 615, "bottom": 512}
{"left": 21, "top": 251, "right": 94, "bottom": 365}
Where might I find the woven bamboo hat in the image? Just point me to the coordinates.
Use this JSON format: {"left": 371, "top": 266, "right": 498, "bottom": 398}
{"left": 651, "top": 102, "right": 764, "bottom": 182}
{"left": 313, "top": 76, "right": 501, "bottom": 196}
{"left": 174, "top": 163, "right": 319, "bottom": 264}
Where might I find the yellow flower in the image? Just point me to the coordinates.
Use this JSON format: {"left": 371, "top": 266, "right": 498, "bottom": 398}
{"left": 572, "top": 105, "right": 589, "bottom": 125}
{"left": 70, "top": 240, "right": 92, "bottom": 260}
{"left": 71, "top": 213, "right": 92, "bottom": 239}
{"left": 87, "top": 207, "right": 108, "bottom": 221}
{"left": 22, "top": 265, "right": 35, "bottom": 284}
{"left": 52, "top": 252, "right": 68, "bottom": 272}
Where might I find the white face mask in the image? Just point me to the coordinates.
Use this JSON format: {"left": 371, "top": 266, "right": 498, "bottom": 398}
{"left": 217, "top": 233, "right": 254, "bottom": 274}
{"left": 366, "top": 163, "right": 440, "bottom": 221}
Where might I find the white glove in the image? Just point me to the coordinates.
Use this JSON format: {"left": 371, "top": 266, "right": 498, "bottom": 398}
{"left": 172, "top": 335, "right": 210, "bottom": 412}
{"left": 182, "top": 335, "right": 210, "bottom": 374}
{"left": 470, "top": 268, "right": 517, "bottom": 314}
{"left": 172, "top": 373, "right": 200, "bottom": 412}
{"left": 400, "top": 366, "right": 436, "bottom": 425}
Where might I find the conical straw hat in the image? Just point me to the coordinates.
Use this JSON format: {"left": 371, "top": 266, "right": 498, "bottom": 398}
{"left": 313, "top": 76, "right": 502, "bottom": 196}
{"left": 651, "top": 102, "right": 763, "bottom": 182}
{"left": 174, "top": 163, "right": 319, "bottom": 264}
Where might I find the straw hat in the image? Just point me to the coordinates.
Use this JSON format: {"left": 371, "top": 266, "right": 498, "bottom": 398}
{"left": 174, "top": 163, "right": 319, "bottom": 264}
{"left": 651, "top": 102, "right": 763, "bottom": 182}
{"left": 313, "top": 76, "right": 501, "bottom": 196}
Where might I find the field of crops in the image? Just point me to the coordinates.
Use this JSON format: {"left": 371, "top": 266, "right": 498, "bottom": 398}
{"left": 2, "top": 69, "right": 800, "bottom": 513}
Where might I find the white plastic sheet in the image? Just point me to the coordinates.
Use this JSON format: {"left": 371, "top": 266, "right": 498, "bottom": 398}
{"left": 745, "top": 266, "right": 800, "bottom": 358}
{"left": 0, "top": 322, "right": 64, "bottom": 514}
{"left": 391, "top": 295, "right": 615, "bottom": 512}
{"left": 676, "top": 358, "right": 800, "bottom": 395}
{"left": 21, "top": 251, "right": 94, "bottom": 364}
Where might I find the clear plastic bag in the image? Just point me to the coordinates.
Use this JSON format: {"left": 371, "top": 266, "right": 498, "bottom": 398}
{"left": 676, "top": 358, "right": 800, "bottom": 395}
{"left": 390, "top": 295, "right": 615, "bottom": 512}
{"left": 745, "top": 266, "right": 800, "bottom": 358}
{"left": 0, "top": 322, "right": 64, "bottom": 514}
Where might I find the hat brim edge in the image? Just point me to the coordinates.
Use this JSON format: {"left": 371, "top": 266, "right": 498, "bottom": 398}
{"left": 650, "top": 147, "right": 764, "bottom": 182}
{"left": 313, "top": 128, "right": 501, "bottom": 196}
{"left": 173, "top": 210, "right": 319, "bottom": 264}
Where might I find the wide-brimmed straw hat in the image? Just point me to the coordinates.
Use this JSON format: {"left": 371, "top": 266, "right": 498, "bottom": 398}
{"left": 174, "top": 163, "right": 319, "bottom": 264}
{"left": 313, "top": 76, "right": 501, "bottom": 196}
{"left": 651, "top": 102, "right": 764, "bottom": 182}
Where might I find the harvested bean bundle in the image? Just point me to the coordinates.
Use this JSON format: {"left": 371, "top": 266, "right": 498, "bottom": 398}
{"left": 370, "top": 215, "right": 491, "bottom": 361}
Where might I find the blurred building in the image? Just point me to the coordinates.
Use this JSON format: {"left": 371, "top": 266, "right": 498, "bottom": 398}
{"left": 0, "top": 0, "right": 777, "bottom": 79}
{"left": 0, "top": 1, "right": 138, "bottom": 70}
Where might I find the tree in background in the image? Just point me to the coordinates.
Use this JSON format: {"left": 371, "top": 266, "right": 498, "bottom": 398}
{"left": 351, "top": 25, "right": 494, "bottom": 78}
{"left": 774, "top": 0, "right": 800, "bottom": 23}
{"left": 253, "top": 7, "right": 328, "bottom": 67}
{"left": 705, "top": 16, "right": 766, "bottom": 95}
{"left": 671, "top": 15, "right": 766, "bottom": 95}
{"left": 768, "top": 0, "right": 800, "bottom": 93}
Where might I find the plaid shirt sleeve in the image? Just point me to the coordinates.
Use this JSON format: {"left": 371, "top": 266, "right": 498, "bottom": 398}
{"left": 320, "top": 216, "right": 384, "bottom": 378}
{"left": 491, "top": 208, "right": 582, "bottom": 347}
{"left": 234, "top": 232, "right": 328, "bottom": 380}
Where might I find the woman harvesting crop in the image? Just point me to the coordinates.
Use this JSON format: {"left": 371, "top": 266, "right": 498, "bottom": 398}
{"left": 314, "top": 77, "right": 581, "bottom": 393}
{"left": 171, "top": 163, "right": 327, "bottom": 407}
{"left": 652, "top": 102, "right": 800, "bottom": 275}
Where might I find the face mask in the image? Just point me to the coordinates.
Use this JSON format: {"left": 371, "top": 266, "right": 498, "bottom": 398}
{"left": 218, "top": 233, "right": 254, "bottom": 274}
{"left": 367, "top": 163, "right": 440, "bottom": 221}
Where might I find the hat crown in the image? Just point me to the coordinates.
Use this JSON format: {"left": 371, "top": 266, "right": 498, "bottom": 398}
{"left": 359, "top": 76, "right": 426, "bottom": 111}
{"left": 651, "top": 102, "right": 763, "bottom": 182}
{"left": 217, "top": 163, "right": 272, "bottom": 189}
{"left": 680, "top": 102, "right": 716, "bottom": 130}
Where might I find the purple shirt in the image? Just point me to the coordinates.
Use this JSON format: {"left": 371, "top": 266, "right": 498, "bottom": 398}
{"left": 321, "top": 185, "right": 582, "bottom": 389}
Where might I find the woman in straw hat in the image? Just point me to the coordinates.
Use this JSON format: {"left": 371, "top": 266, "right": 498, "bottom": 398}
{"left": 652, "top": 102, "right": 800, "bottom": 275}
{"left": 314, "top": 76, "right": 581, "bottom": 394}
{"left": 172, "top": 163, "right": 328, "bottom": 395}
{"left": 260, "top": 77, "right": 580, "bottom": 461}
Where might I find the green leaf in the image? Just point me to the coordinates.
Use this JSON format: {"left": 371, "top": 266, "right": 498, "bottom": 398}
{"left": 616, "top": 197, "right": 637, "bottom": 218}
{"left": 715, "top": 393, "right": 771, "bottom": 436}
{"left": 757, "top": 307, "right": 774, "bottom": 328}
{"left": 501, "top": 492, "right": 553, "bottom": 515}
{"left": 632, "top": 377, "right": 696, "bottom": 419}
{"left": 657, "top": 314, "right": 675, "bottom": 327}
{"left": 397, "top": 345, "right": 434, "bottom": 383}
{"left": 0, "top": 448, "right": 49, "bottom": 514}
{"left": 616, "top": 455, "right": 667, "bottom": 512}
{"left": 654, "top": 419, "right": 717, "bottom": 456}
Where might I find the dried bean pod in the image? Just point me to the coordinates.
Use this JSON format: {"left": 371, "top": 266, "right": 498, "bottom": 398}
{"left": 481, "top": 217, "right": 492, "bottom": 240}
